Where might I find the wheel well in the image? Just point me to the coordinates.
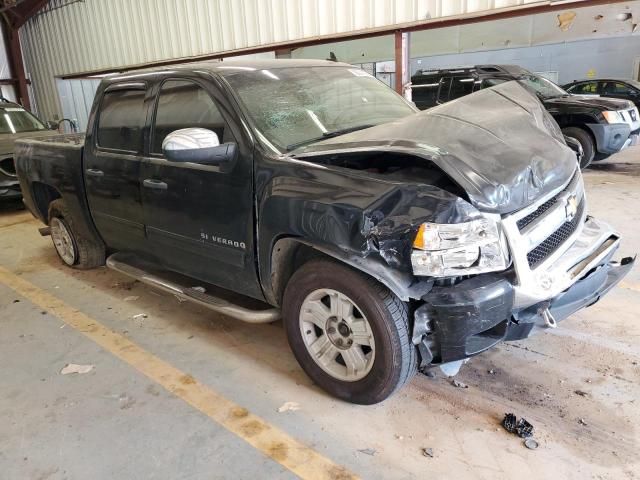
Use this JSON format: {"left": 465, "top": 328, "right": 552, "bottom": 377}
{"left": 31, "top": 182, "right": 61, "bottom": 223}
{"left": 562, "top": 125, "right": 596, "bottom": 145}
{"left": 270, "top": 239, "right": 330, "bottom": 306}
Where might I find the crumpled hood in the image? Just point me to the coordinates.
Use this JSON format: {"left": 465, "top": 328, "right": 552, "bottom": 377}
{"left": 293, "top": 81, "right": 577, "bottom": 214}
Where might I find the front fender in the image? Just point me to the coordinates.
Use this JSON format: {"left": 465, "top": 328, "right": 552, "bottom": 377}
{"left": 267, "top": 237, "right": 434, "bottom": 305}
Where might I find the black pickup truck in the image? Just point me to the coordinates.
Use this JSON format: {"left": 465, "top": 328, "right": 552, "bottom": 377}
{"left": 16, "top": 60, "right": 633, "bottom": 404}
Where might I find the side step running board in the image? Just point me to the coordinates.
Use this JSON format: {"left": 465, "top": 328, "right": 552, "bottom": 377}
{"left": 106, "top": 254, "right": 280, "bottom": 324}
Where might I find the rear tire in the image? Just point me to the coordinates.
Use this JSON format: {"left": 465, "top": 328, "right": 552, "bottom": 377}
{"left": 283, "top": 259, "right": 417, "bottom": 404}
{"left": 562, "top": 127, "right": 595, "bottom": 169}
{"left": 48, "top": 199, "right": 105, "bottom": 269}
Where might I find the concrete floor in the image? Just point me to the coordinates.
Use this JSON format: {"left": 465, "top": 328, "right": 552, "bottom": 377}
{"left": 1, "top": 147, "right": 639, "bottom": 480}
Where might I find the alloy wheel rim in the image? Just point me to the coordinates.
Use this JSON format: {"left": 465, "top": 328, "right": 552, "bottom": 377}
{"left": 50, "top": 217, "right": 76, "bottom": 265}
{"left": 299, "top": 288, "right": 375, "bottom": 382}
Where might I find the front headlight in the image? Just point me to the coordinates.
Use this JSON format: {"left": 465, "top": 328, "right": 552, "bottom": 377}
{"left": 602, "top": 110, "right": 624, "bottom": 124}
{"left": 411, "top": 217, "right": 509, "bottom": 277}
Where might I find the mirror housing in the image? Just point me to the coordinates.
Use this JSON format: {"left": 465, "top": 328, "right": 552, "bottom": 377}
{"left": 162, "top": 128, "right": 237, "bottom": 166}
{"left": 46, "top": 120, "right": 59, "bottom": 130}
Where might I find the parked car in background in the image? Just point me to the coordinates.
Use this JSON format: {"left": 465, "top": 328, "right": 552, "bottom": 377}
{"left": 411, "top": 65, "right": 639, "bottom": 168}
{"left": 563, "top": 78, "right": 640, "bottom": 108}
{"left": 14, "top": 60, "right": 633, "bottom": 404}
{"left": 0, "top": 98, "right": 57, "bottom": 201}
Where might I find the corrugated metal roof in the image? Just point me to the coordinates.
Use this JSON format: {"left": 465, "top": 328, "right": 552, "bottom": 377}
{"left": 20, "top": 0, "right": 577, "bottom": 120}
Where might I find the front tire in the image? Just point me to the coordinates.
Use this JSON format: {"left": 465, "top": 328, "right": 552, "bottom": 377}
{"left": 48, "top": 199, "right": 105, "bottom": 269}
{"left": 562, "top": 127, "right": 595, "bottom": 169}
{"left": 283, "top": 259, "right": 417, "bottom": 404}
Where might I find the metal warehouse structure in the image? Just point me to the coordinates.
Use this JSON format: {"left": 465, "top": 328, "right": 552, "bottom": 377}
{"left": 12, "top": 0, "right": 638, "bottom": 122}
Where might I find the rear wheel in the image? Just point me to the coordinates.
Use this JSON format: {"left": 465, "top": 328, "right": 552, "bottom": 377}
{"left": 48, "top": 199, "right": 105, "bottom": 269}
{"left": 283, "top": 259, "right": 417, "bottom": 404}
{"left": 562, "top": 127, "right": 595, "bottom": 169}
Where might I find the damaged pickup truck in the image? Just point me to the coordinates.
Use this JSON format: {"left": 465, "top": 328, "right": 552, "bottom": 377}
{"left": 15, "top": 60, "right": 634, "bottom": 404}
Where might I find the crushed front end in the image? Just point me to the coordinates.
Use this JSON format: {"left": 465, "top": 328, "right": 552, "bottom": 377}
{"left": 412, "top": 168, "right": 634, "bottom": 369}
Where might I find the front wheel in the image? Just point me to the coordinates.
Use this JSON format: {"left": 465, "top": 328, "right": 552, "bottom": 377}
{"left": 562, "top": 127, "right": 595, "bottom": 169}
{"left": 283, "top": 259, "right": 417, "bottom": 404}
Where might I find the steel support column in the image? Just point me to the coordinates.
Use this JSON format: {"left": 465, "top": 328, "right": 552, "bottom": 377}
{"left": 394, "top": 31, "right": 410, "bottom": 98}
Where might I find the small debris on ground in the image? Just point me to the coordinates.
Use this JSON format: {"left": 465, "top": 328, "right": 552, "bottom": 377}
{"left": 502, "top": 413, "right": 535, "bottom": 439}
{"left": 132, "top": 313, "right": 147, "bottom": 325}
{"left": 12, "top": 299, "right": 20, "bottom": 303}
{"left": 574, "top": 390, "right": 589, "bottom": 397}
{"left": 358, "top": 448, "right": 376, "bottom": 456}
{"left": 578, "top": 418, "right": 588, "bottom": 426}
{"left": 524, "top": 438, "right": 539, "bottom": 450}
{"left": 503, "top": 413, "right": 517, "bottom": 433}
{"left": 515, "top": 419, "right": 534, "bottom": 438}
{"left": 451, "top": 379, "right": 468, "bottom": 388}
{"left": 422, "top": 447, "right": 434, "bottom": 458}
{"left": 60, "top": 363, "right": 94, "bottom": 375}
{"left": 488, "top": 369, "right": 496, "bottom": 375}
{"left": 277, "top": 401, "right": 300, "bottom": 413}
{"left": 124, "top": 295, "right": 139, "bottom": 302}
{"left": 395, "top": 434, "right": 404, "bottom": 440}
{"left": 118, "top": 394, "right": 136, "bottom": 410}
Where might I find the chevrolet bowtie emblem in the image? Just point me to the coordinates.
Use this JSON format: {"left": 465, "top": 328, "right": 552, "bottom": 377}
{"left": 565, "top": 195, "right": 578, "bottom": 221}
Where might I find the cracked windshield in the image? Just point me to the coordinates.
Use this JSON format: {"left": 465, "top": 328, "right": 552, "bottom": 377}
{"left": 224, "top": 66, "right": 415, "bottom": 152}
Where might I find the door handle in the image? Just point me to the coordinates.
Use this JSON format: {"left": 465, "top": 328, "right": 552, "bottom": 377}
{"left": 85, "top": 168, "right": 104, "bottom": 177}
{"left": 143, "top": 179, "right": 168, "bottom": 190}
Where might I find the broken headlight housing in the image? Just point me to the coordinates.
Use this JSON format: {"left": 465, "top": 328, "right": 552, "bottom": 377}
{"left": 411, "top": 216, "right": 510, "bottom": 277}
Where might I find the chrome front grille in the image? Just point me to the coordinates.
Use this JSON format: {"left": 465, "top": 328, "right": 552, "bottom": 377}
{"left": 516, "top": 172, "right": 579, "bottom": 231}
{"left": 501, "top": 168, "right": 587, "bottom": 298}
{"left": 516, "top": 196, "right": 556, "bottom": 230}
{"left": 526, "top": 198, "right": 585, "bottom": 268}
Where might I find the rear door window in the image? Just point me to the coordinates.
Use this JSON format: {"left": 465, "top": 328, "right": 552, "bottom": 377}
{"left": 449, "top": 77, "right": 475, "bottom": 100}
{"left": 411, "top": 78, "right": 440, "bottom": 109}
{"left": 97, "top": 87, "right": 146, "bottom": 152}
{"left": 151, "top": 79, "right": 230, "bottom": 154}
{"left": 601, "top": 81, "right": 635, "bottom": 95}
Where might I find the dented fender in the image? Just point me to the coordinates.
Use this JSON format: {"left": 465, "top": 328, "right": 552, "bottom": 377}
{"left": 256, "top": 155, "right": 481, "bottom": 304}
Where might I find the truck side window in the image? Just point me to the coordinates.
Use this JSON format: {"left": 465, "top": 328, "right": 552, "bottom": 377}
{"left": 437, "top": 77, "right": 451, "bottom": 103}
{"left": 449, "top": 77, "right": 475, "bottom": 100}
{"left": 569, "top": 81, "right": 598, "bottom": 94}
{"left": 97, "top": 88, "right": 146, "bottom": 152}
{"left": 152, "top": 80, "right": 229, "bottom": 154}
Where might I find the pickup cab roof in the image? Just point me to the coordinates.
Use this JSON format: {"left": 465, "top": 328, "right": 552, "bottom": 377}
{"left": 100, "top": 59, "right": 351, "bottom": 84}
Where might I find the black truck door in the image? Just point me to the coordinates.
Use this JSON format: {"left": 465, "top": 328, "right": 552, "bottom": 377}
{"left": 140, "top": 77, "right": 261, "bottom": 299}
{"left": 84, "top": 83, "right": 148, "bottom": 253}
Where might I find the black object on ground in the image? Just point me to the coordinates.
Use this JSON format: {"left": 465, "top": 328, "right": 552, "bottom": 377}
{"left": 515, "top": 418, "right": 534, "bottom": 438}
{"left": 502, "top": 413, "right": 517, "bottom": 433}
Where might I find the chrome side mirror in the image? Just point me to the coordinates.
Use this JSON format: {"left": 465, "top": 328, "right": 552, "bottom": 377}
{"left": 162, "top": 128, "right": 236, "bottom": 165}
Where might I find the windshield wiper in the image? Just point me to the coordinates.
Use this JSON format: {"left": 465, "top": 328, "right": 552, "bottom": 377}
{"left": 286, "top": 124, "right": 374, "bottom": 151}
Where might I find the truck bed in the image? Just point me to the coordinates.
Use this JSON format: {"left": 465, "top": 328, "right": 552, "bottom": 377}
{"left": 14, "top": 133, "right": 99, "bottom": 245}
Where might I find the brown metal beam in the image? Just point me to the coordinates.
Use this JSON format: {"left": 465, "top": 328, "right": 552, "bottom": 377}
{"left": 9, "top": 0, "right": 49, "bottom": 28}
{"left": 61, "top": 0, "right": 630, "bottom": 80}
{"left": 5, "top": 26, "right": 30, "bottom": 108}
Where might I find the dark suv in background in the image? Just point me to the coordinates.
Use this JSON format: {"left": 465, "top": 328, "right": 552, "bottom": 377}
{"left": 411, "top": 65, "right": 639, "bottom": 168}
{"left": 563, "top": 79, "right": 640, "bottom": 108}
